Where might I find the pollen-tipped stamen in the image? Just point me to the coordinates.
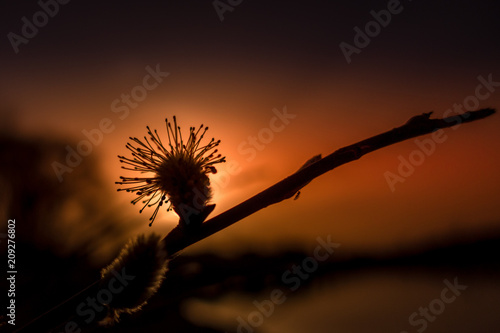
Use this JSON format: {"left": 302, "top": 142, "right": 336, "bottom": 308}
{"left": 116, "top": 116, "right": 226, "bottom": 226}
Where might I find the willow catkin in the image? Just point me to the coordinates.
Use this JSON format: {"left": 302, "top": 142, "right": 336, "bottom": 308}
{"left": 115, "top": 116, "right": 226, "bottom": 227}
{"left": 99, "top": 233, "right": 168, "bottom": 325}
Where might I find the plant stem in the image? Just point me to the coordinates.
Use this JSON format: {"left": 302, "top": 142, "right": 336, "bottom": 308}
{"left": 163, "top": 108, "right": 496, "bottom": 253}
{"left": 15, "top": 108, "right": 495, "bottom": 332}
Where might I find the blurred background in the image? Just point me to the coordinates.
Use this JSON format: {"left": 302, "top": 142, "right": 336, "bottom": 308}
{"left": 1, "top": 0, "right": 499, "bottom": 332}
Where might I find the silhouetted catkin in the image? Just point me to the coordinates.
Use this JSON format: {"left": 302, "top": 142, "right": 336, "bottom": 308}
{"left": 99, "top": 233, "right": 168, "bottom": 325}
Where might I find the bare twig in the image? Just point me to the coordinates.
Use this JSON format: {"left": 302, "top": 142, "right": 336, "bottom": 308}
{"left": 15, "top": 108, "right": 495, "bottom": 332}
{"left": 163, "top": 108, "right": 496, "bottom": 254}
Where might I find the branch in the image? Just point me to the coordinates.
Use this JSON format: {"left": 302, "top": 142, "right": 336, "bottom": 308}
{"left": 163, "top": 108, "right": 496, "bottom": 253}
{"left": 15, "top": 108, "right": 495, "bottom": 332}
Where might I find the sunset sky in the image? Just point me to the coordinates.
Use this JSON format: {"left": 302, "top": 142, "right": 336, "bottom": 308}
{"left": 1, "top": 0, "right": 499, "bottom": 259}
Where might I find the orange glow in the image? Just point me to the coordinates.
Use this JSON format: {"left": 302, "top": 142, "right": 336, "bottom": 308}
{"left": 3, "top": 62, "right": 500, "bottom": 258}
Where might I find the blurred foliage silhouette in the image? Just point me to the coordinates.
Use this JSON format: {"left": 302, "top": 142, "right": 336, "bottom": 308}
{"left": 0, "top": 128, "right": 137, "bottom": 328}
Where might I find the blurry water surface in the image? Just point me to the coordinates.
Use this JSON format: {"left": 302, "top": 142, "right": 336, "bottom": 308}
{"left": 183, "top": 267, "right": 500, "bottom": 333}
